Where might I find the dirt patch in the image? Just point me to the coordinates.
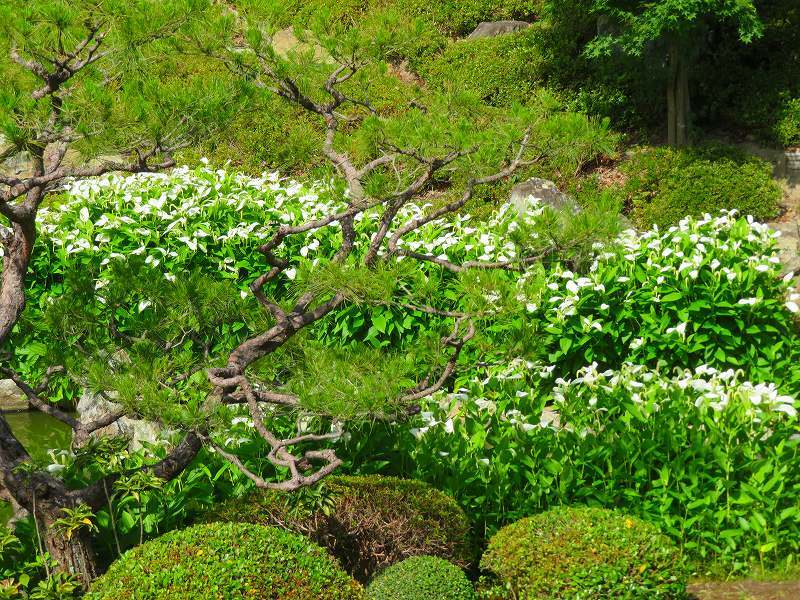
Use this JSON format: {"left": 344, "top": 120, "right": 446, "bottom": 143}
{"left": 388, "top": 60, "right": 424, "bottom": 87}
{"left": 593, "top": 164, "right": 628, "bottom": 189}
{"left": 689, "top": 579, "right": 800, "bottom": 600}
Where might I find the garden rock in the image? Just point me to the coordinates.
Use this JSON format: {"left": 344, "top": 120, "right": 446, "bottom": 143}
{"left": 0, "top": 380, "right": 28, "bottom": 412}
{"left": 770, "top": 221, "right": 800, "bottom": 276}
{"left": 466, "top": 20, "right": 531, "bottom": 39}
{"left": 510, "top": 177, "right": 579, "bottom": 214}
{"left": 77, "top": 391, "right": 168, "bottom": 451}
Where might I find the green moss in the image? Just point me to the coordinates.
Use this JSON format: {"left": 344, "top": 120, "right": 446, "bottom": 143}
{"left": 619, "top": 144, "right": 782, "bottom": 229}
{"left": 202, "top": 475, "right": 473, "bottom": 582}
{"left": 480, "top": 507, "right": 688, "bottom": 599}
{"left": 404, "top": 0, "right": 542, "bottom": 37}
{"left": 367, "top": 556, "right": 475, "bottom": 600}
{"left": 178, "top": 93, "right": 324, "bottom": 175}
{"left": 418, "top": 28, "right": 543, "bottom": 106}
{"left": 87, "top": 522, "right": 364, "bottom": 599}
{"left": 284, "top": 0, "right": 542, "bottom": 38}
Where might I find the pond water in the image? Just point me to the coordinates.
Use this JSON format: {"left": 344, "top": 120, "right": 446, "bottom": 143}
{"left": 0, "top": 411, "right": 73, "bottom": 524}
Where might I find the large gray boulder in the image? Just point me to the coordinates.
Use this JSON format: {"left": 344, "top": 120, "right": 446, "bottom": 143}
{"left": 0, "top": 380, "right": 28, "bottom": 412}
{"left": 510, "top": 177, "right": 579, "bottom": 214}
{"left": 466, "top": 20, "right": 531, "bottom": 40}
{"left": 77, "top": 391, "right": 168, "bottom": 451}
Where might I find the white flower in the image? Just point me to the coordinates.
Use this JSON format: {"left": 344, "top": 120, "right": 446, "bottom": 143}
{"left": 775, "top": 404, "right": 798, "bottom": 417}
{"left": 787, "top": 301, "right": 800, "bottom": 314}
{"left": 737, "top": 297, "right": 760, "bottom": 306}
{"left": 666, "top": 322, "right": 688, "bottom": 338}
{"left": 285, "top": 268, "right": 297, "bottom": 280}
{"left": 138, "top": 300, "right": 152, "bottom": 312}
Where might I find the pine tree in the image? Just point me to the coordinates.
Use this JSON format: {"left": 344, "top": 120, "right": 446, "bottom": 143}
{"left": 0, "top": 0, "right": 228, "bottom": 583}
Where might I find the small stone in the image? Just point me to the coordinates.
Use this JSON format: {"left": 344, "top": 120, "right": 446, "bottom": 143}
{"left": 466, "top": 20, "right": 531, "bottom": 40}
{"left": 510, "top": 177, "right": 579, "bottom": 214}
{"left": 0, "top": 380, "right": 28, "bottom": 412}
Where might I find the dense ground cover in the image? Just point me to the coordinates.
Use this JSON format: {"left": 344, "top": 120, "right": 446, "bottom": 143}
{"left": 5, "top": 165, "right": 797, "bottom": 589}
{"left": 2, "top": 1, "right": 800, "bottom": 598}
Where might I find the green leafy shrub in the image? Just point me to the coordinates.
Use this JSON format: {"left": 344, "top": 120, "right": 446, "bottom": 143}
{"left": 366, "top": 555, "right": 475, "bottom": 600}
{"left": 87, "top": 522, "right": 364, "bottom": 599}
{"left": 776, "top": 98, "right": 800, "bottom": 148}
{"left": 418, "top": 29, "right": 542, "bottom": 106}
{"left": 619, "top": 145, "right": 782, "bottom": 229}
{"left": 404, "top": 0, "right": 542, "bottom": 37}
{"left": 480, "top": 507, "right": 687, "bottom": 599}
{"left": 202, "top": 475, "right": 472, "bottom": 582}
{"left": 536, "top": 211, "right": 800, "bottom": 387}
{"left": 398, "top": 213, "right": 800, "bottom": 568}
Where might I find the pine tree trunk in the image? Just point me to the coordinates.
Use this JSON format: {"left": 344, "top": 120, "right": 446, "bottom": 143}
{"left": 41, "top": 511, "right": 100, "bottom": 587}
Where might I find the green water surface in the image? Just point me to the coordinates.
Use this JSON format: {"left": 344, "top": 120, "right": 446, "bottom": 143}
{"left": 1, "top": 411, "right": 73, "bottom": 524}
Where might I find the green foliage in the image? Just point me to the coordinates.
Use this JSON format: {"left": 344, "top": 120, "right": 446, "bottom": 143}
{"left": 480, "top": 507, "right": 687, "bottom": 599}
{"left": 87, "top": 522, "right": 364, "bottom": 599}
{"left": 537, "top": 210, "right": 800, "bottom": 385}
{"left": 618, "top": 145, "right": 781, "bottom": 229}
{"left": 202, "top": 475, "right": 472, "bottom": 581}
{"left": 777, "top": 98, "right": 800, "bottom": 148}
{"left": 179, "top": 94, "right": 325, "bottom": 174}
{"left": 286, "top": 0, "right": 542, "bottom": 38}
{"left": 418, "top": 29, "right": 542, "bottom": 106}
{"left": 392, "top": 213, "right": 800, "bottom": 569}
{"left": 284, "top": 342, "right": 419, "bottom": 418}
{"left": 366, "top": 556, "right": 475, "bottom": 600}
{"left": 0, "top": 528, "right": 81, "bottom": 599}
{"left": 0, "top": 0, "right": 232, "bottom": 162}
{"left": 584, "top": 0, "right": 763, "bottom": 58}
{"left": 404, "top": 0, "right": 542, "bottom": 37}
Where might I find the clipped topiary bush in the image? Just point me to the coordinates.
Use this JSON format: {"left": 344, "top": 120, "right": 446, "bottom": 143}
{"left": 87, "top": 522, "right": 364, "bottom": 599}
{"left": 619, "top": 144, "right": 782, "bottom": 229}
{"left": 480, "top": 507, "right": 687, "bottom": 599}
{"left": 202, "top": 475, "right": 472, "bottom": 582}
{"left": 366, "top": 555, "right": 475, "bottom": 600}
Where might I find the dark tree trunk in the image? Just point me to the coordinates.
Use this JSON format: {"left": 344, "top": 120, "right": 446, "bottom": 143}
{"left": 41, "top": 512, "right": 100, "bottom": 586}
{"left": 0, "top": 218, "right": 36, "bottom": 346}
{"left": 667, "top": 41, "right": 690, "bottom": 147}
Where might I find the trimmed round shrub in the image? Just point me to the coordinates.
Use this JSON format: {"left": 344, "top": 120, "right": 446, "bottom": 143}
{"left": 87, "top": 522, "right": 364, "bottom": 599}
{"left": 202, "top": 475, "right": 472, "bottom": 582}
{"left": 480, "top": 507, "right": 687, "bottom": 599}
{"left": 620, "top": 144, "right": 782, "bottom": 229}
{"left": 367, "top": 556, "right": 475, "bottom": 600}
